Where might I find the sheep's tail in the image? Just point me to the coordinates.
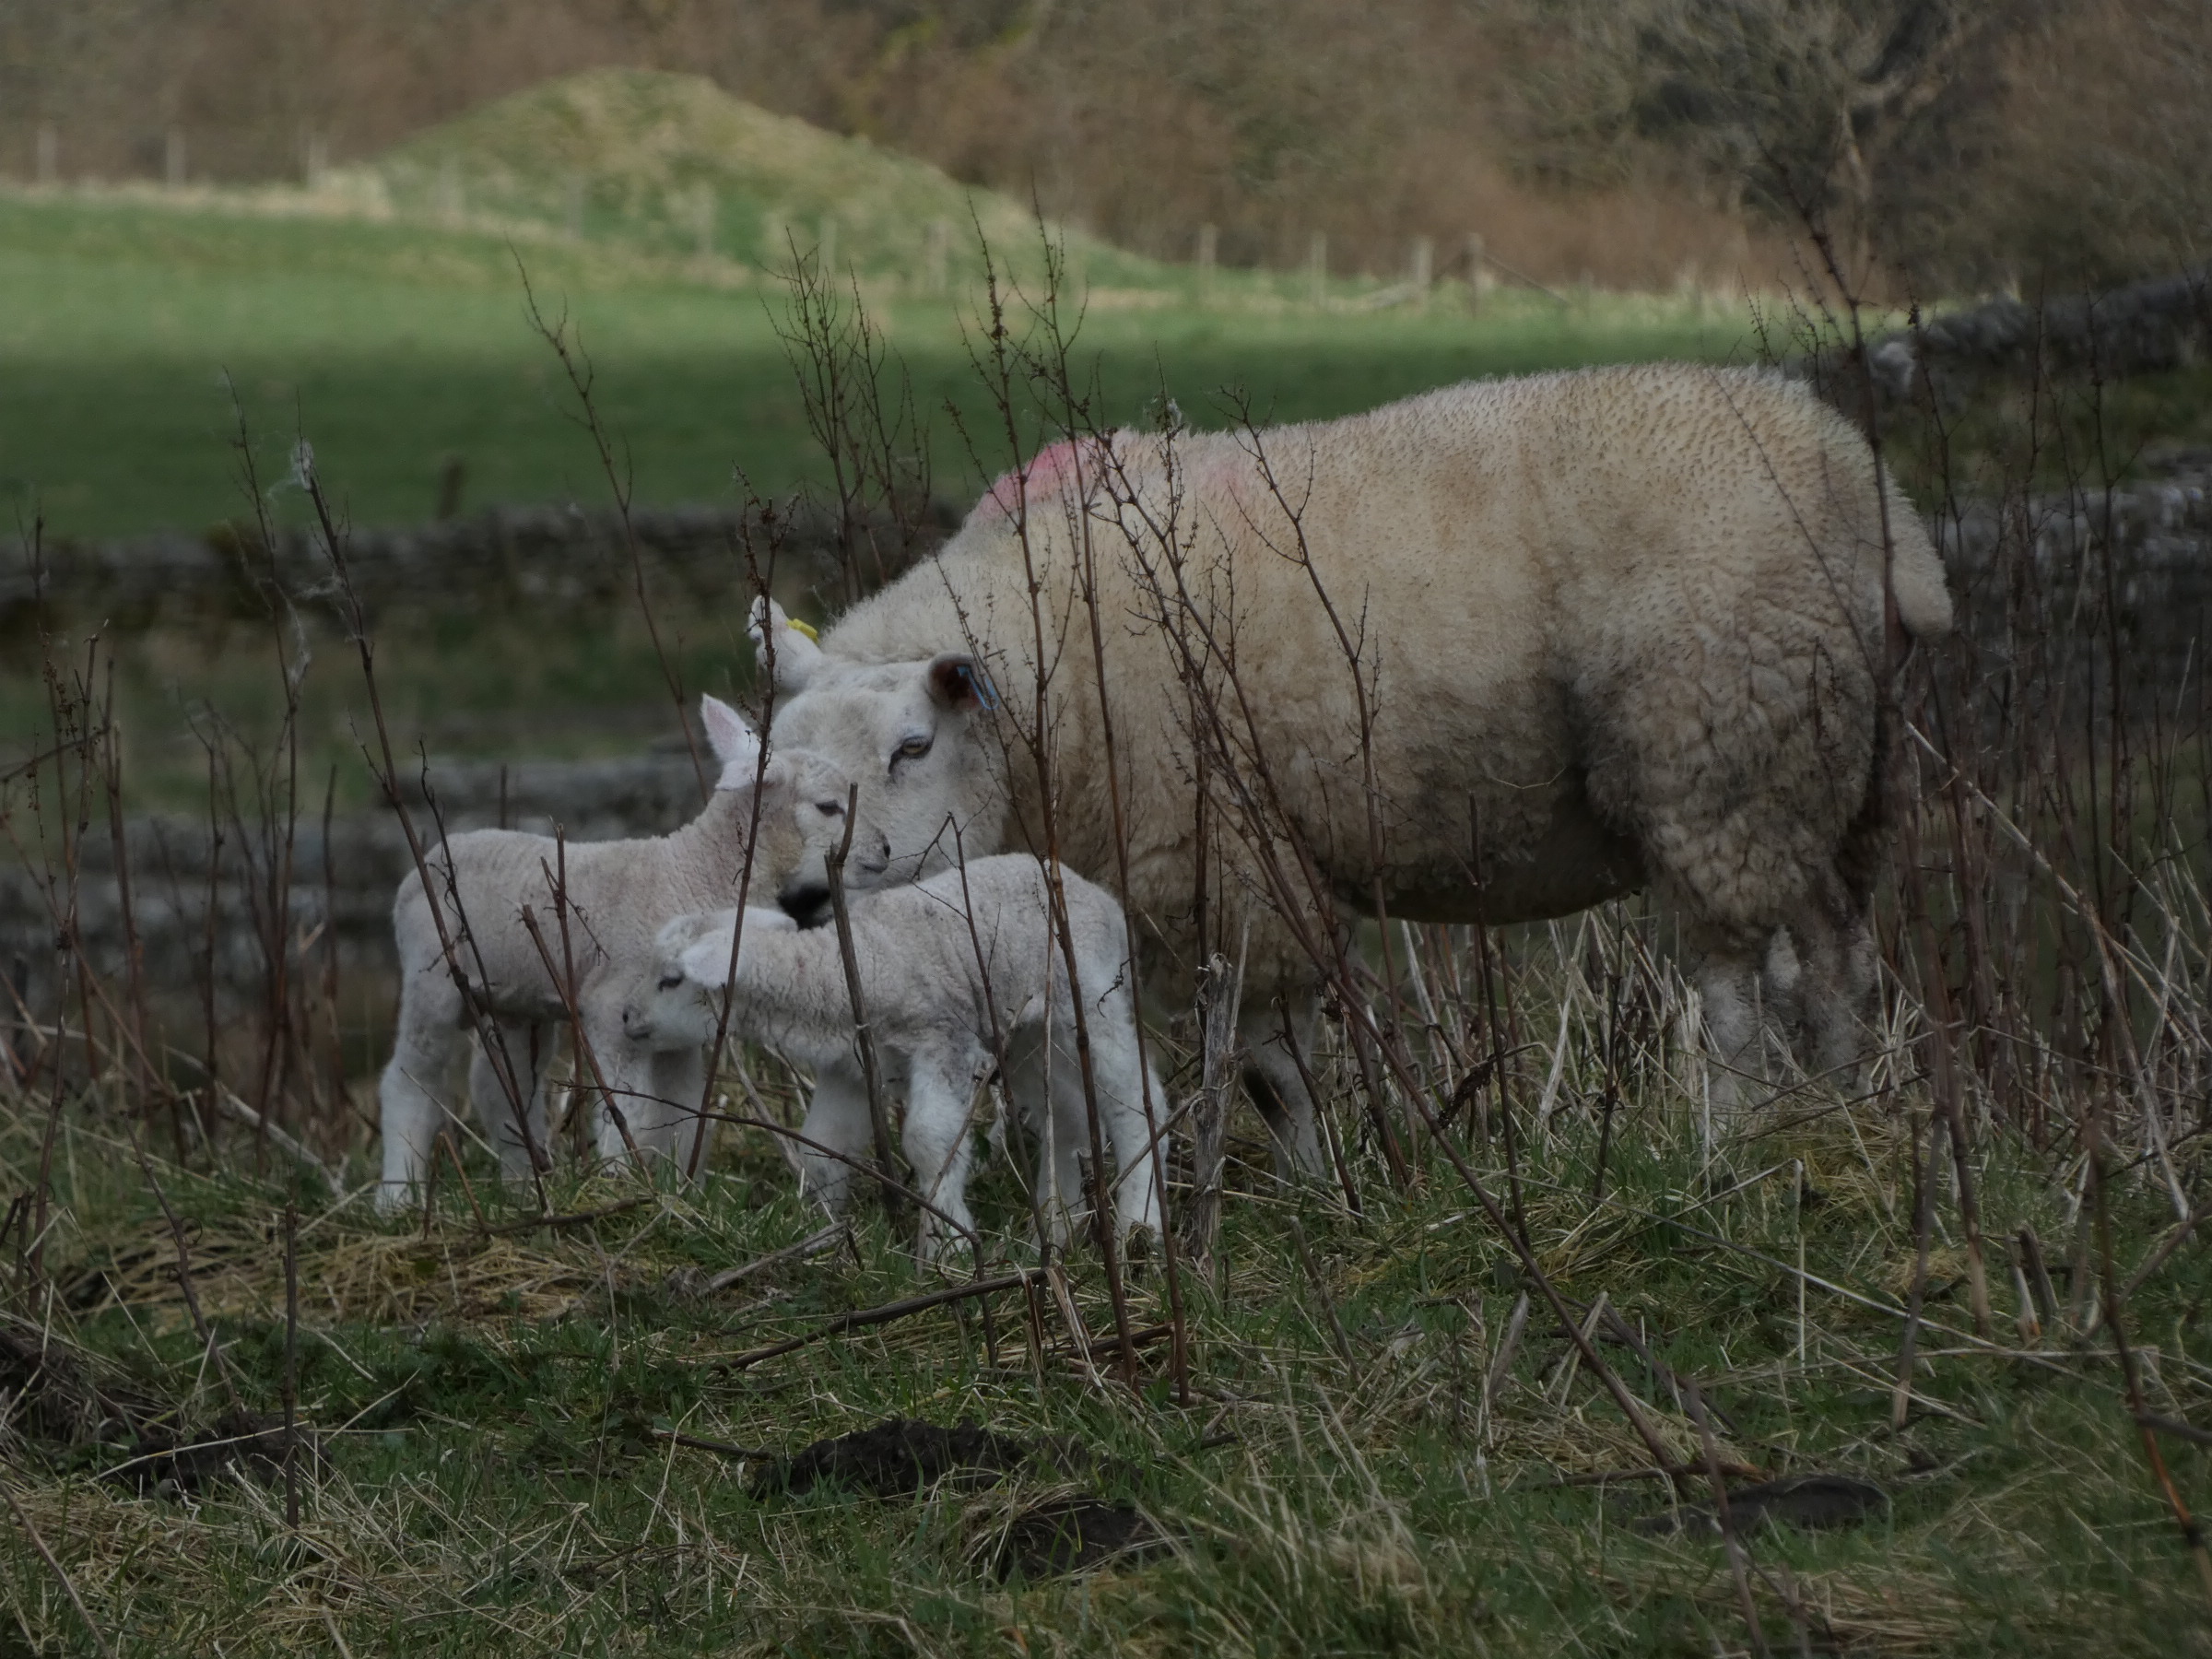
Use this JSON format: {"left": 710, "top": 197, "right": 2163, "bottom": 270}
{"left": 1885, "top": 481, "right": 1954, "bottom": 641}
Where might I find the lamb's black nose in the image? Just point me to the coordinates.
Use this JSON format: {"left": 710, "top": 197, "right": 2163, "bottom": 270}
{"left": 779, "top": 884, "right": 833, "bottom": 929}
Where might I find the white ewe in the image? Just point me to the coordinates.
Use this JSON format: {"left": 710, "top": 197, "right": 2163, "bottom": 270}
{"left": 619, "top": 855, "right": 1165, "bottom": 1261}
{"left": 376, "top": 696, "right": 891, "bottom": 1209}
{"left": 753, "top": 364, "right": 1955, "bottom": 1160}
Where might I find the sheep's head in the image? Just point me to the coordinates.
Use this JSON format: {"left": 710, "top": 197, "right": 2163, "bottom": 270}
{"left": 619, "top": 907, "right": 791, "bottom": 1046}
{"left": 747, "top": 601, "right": 1008, "bottom": 895}
{"left": 700, "top": 693, "right": 894, "bottom": 929}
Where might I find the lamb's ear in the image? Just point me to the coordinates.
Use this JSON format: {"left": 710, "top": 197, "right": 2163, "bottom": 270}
{"left": 680, "top": 934, "right": 735, "bottom": 985}
{"left": 926, "top": 653, "right": 997, "bottom": 713}
{"left": 746, "top": 595, "right": 826, "bottom": 692}
{"left": 700, "top": 695, "right": 762, "bottom": 789}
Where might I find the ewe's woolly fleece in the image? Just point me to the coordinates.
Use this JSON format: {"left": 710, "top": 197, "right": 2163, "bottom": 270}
{"left": 819, "top": 363, "right": 1951, "bottom": 995}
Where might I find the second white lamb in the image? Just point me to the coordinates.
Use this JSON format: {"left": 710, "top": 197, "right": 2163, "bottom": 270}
{"left": 620, "top": 856, "right": 1166, "bottom": 1260}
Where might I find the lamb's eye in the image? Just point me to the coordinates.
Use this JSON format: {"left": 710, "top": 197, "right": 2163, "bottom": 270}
{"left": 894, "top": 735, "right": 932, "bottom": 765}
{"left": 815, "top": 800, "right": 844, "bottom": 818}
{"left": 657, "top": 972, "right": 684, "bottom": 991}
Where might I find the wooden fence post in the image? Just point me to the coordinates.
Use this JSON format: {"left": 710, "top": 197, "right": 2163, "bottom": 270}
{"left": 34, "top": 124, "right": 57, "bottom": 186}
{"left": 165, "top": 126, "right": 185, "bottom": 189}
{"left": 303, "top": 128, "right": 328, "bottom": 190}
{"left": 437, "top": 159, "right": 463, "bottom": 224}
{"left": 1410, "top": 235, "right": 1433, "bottom": 312}
{"left": 1464, "top": 232, "right": 1486, "bottom": 314}
{"left": 1307, "top": 231, "right": 1327, "bottom": 309}
{"left": 1197, "top": 223, "right": 1218, "bottom": 300}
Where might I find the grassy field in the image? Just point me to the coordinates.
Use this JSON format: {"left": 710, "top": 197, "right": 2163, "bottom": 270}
{"left": 0, "top": 187, "right": 1763, "bottom": 542}
{"left": 4, "top": 922, "right": 2207, "bottom": 1658}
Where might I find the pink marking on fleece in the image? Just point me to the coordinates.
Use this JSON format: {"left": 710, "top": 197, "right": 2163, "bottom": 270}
{"left": 982, "top": 436, "right": 1100, "bottom": 520}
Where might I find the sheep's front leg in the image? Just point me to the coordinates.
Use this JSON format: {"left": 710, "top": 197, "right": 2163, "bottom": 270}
{"left": 468, "top": 1018, "right": 553, "bottom": 1182}
{"left": 597, "top": 1041, "right": 711, "bottom": 1178}
{"left": 1240, "top": 994, "right": 1328, "bottom": 1180}
{"left": 634, "top": 1045, "right": 712, "bottom": 1177}
{"left": 794, "top": 1055, "right": 878, "bottom": 1212}
{"left": 902, "top": 1041, "right": 990, "bottom": 1262}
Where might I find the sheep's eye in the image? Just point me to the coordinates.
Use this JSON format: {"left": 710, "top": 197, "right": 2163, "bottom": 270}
{"left": 815, "top": 800, "right": 844, "bottom": 818}
{"left": 894, "top": 735, "right": 932, "bottom": 765}
{"left": 657, "top": 972, "right": 684, "bottom": 991}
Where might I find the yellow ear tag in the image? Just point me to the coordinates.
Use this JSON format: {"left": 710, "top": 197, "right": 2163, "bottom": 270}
{"left": 785, "top": 618, "right": 819, "bottom": 642}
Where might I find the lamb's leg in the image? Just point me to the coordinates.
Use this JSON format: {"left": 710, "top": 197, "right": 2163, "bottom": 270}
{"left": 594, "top": 1020, "right": 709, "bottom": 1176}
{"left": 378, "top": 970, "right": 463, "bottom": 1211}
{"left": 639, "top": 1045, "right": 712, "bottom": 1177}
{"left": 901, "top": 1041, "right": 989, "bottom": 1262}
{"left": 794, "top": 1055, "right": 878, "bottom": 1212}
{"left": 1240, "top": 994, "right": 1328, "bottom": 1180}
{"left": 1084, "top": 999, "right": 1166, "bottom": 1247}
{"left": 468, "top": 1018, "right": 552, "bottom": 1182}
{"left": 1003, "top": 1035, "right": 1082, "bottom": 1248}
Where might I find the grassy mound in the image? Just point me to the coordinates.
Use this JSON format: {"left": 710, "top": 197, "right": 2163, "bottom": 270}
{"left": 369, "top": 66, "right": 1157, "bottom": 288}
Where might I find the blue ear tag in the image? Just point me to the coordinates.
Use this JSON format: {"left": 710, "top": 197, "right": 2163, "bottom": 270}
{"left": 963, "top": 663, "right": 1001, "bottom": 712}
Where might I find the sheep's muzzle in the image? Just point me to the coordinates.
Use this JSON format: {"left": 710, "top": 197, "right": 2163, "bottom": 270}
{"left": 779, "top": 883, "right": 834, "bottom": 930}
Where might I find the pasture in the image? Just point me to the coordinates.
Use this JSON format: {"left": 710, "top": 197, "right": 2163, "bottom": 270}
{"left": 5, "top": 92, "right": 2212, "bottom": 1654}
{"left": 0, "top": 187, "right": 1753, "bottom": 543}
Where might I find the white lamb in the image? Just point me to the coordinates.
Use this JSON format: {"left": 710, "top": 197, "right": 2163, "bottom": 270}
{"left": 376, "top": 695, "right": 892, "bottom": 1210}
{"left": 618, "top": 856, "right": 1166, "bottom": 1261}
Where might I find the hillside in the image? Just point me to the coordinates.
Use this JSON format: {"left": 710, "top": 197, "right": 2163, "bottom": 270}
{"left": 365, "top": 68, "right": 1158, "bottom": 290}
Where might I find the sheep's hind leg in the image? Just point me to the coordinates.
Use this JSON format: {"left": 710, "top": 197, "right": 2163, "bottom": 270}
{"left": 1240, "top": 994, "right": 1328, "bottom": 1181}
{"left": 378, "top": 974, "right": 464, "bottom": 1211}
{"left": 469, "top": 1018, "right": 553, "bottom": 1183}
{"left": 1787, "top": 898, "right": 1880, "bottom": 1090}
{"left": 1690, "top": 931, "right": 1778, "bottom": 1122}
{"left": 1084, "top": 1002, "right": 1166, "bottom": 1249}
{"left": 1003, "top": 1035, "right": 1083, "bottom": 1251}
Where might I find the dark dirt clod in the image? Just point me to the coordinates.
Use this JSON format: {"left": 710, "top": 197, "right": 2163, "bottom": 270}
{"left": 1637, "top": 1473, "right": 1890, "bottom": 1535}
{"left": 752, "top": 1417, "right": 1044, "bottom": 1499}
{"left": 991, "top": 1497, "right": 1163, "bottom": 1581}
{"left": 107, "top": 1409, "right": 319, "bottom": 1497}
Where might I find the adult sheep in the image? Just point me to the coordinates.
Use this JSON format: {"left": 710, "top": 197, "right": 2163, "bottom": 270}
{"left": 756, "top": 363, "right": 1954, "bottom": 1171}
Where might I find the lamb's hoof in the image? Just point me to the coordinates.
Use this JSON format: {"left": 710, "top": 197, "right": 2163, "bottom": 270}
{"left": 373, "top": 1182, "right": 417, "bottom": 1218}
{"left": 1119, "top": 1226, "right": 1156, "bottom": 1282}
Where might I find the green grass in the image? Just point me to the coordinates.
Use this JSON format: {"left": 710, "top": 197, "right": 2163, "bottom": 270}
{"left": 0, "top": 188, "right": 1763, "bottom": 541}
{"left": 3, "top": 1019, "right": 2204, "bottom": 1656}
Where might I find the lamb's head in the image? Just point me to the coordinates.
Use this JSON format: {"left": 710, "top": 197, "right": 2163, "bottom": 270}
{"left": 700, "top": 693, "right": 893, "bottom": 928}
{"left": 748, "top": 599, "right": 1008, "bottom": 891}
{"left": 618, "top": 907, "right": 795, "bottom": 1047}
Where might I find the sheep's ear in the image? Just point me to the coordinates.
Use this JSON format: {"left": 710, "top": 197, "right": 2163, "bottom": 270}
{"left": 680, "top": 933, "right": 735, "bottom": 984}
{"left": 700, "top": 695, "right": 763, "bottom": 789}
{"left": 926, "top": 653, "right": 997, "bottom": 713}
{"left": 747, "top": 595, "right": 825, "bottom": 692}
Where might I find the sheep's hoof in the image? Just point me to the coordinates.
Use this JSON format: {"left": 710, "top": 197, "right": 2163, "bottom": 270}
{"left": 373, "top": 1182, "right": 418, "bottom": 1218}
{"left": 1119, "top": 1226, "right": 1156, "bottom": 1282}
